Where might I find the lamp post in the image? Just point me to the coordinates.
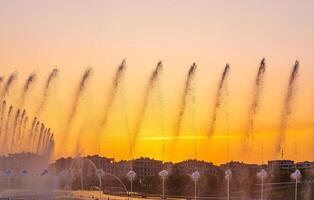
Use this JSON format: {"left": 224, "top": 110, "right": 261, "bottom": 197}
{"left": 158, "top": 170, "right": 169, "bottom": 199}
{"left": 257, "top": 169, "right": 267, "bottom": 200}
{"left": 191, "top": 171, "right": 200, "bottom": 200}
{"left": 96, "top": 169, "right": 105, "bottom": 200}
{"left": 127, "top": 170, "right": 136, "bottom": 200}
{"left": 291, "top": 169, "right": 301, "bottom": 200}
{"left": 225, "top": 169, "right": 232, "bottom": 200}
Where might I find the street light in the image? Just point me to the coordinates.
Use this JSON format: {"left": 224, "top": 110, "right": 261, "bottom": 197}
{"left": 191, "top": 171, "right": 200, "bottom": 200}
{"left": 159, "top": 170, "right": 169, "bottom": 199}
{"left": 127, "top": 170, "right": 136, "bottom": 200}
{"left": 225, "top": 169, "right": 232, "bottom": 200}
{"left": 257, "top": 169, "right": 267, "bottom": 200}
{"left": 291, "top": 169, "right": 301, "bottom": 200}
{"left": 96, "top": 169, "right": 105, "bottom": 200}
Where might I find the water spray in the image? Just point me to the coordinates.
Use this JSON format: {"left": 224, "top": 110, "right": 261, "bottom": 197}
{"left": 36, "top": 68, "right": 58, "bottom": 115}
{"left": 0, "top": 72, "right": 18, "bottom": 100}
{"left": 64, "top": 67, "right": 92, "bottom": 146}
{"left": 19, "top": 115, "right": 28, "bottom": 147}
{"left": 175, "top": 63, "right": 197, "bottom": 137}
{"left": 36, "top": 123, "right": 45, "bottom": 154}
{"left": 132, "top": 61, "right": 163, "bottom": 148}
{"left": 159, "top": 170, "right": 169, "bottom": 199}
{"left": 98, "top": 59, "right": 126, "bottom": 157}
{"left": 15, "top": 109, "right": 26, "bottom": 148}
{"left": 291, "top": 101, "right": 300, "bottom": 200}
{"left": 291, "top": 169, "right": 301, "bottom": 200}
{"left": 192, "top": 76, "right": 199, "bottom": 200}
{"left": 154, "top": 61, "right": 168, "bottom": 199}
{"left": 114, "top": 60, "right": 133, "bottom": 199}
{"left": 0, "top": 100, "right": 6, "bottom": 143}
{"left": 191, "top": 171, "right": 200, "bottom": 200}
{"left": 101, "top": 59, "right": 126, "bottom": 128}
{"left": 19, "top": 72, "right": 37, "bottom": 108}
{"left": 277, "top": 61, "right": 299, "bottom": 155}
{"left": 4, "top": 105, "right": 13, "bottom": 154}
{"left": 95, "top": 168, "right": 105, "bottom": 199}
{"left": 245, "top": 58, "right": 266, "bottom": 138}
{"left": 223, "top": 64, "right": 231, "bottom": 200}
{"left": 0, "top": 76, "right": 4, "bottom": 87}
{"left": 127, "top": 170, "right": 136, "bottom": 199}
{"left": 208, "top": 64, "right": 230, "bottom": 137}
{"left": 32, "top": 121, "right": 40, "bottom": 153}
{"left": 28, "top": 117, "right": 37, "bottom": 151}
{"left": 257, "top": 131, "right": 267, "bottom": 200}
{"left": 225, "top": 169, "right": 232, "bottom": 200}
{"left": 257, "top": 169, "right": 267, "bottom": 200}
{"left": 11, "top": 109, "right": 20, "bottom": 149}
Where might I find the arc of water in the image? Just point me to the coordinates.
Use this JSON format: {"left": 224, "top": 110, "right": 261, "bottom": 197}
{"left": 1, "top": 72, "right": 18, "bottom": 100}
{"left": 63, "top": 67, "right": 92, "bottom": 153}
{"left": 277, "top": 60, "right": 299, "bottom": 155}
{"left": 4, "top": 105, "right": 13, "bottom": 154}
{"left": 36, "top": 68, "right": 58, "bottom": 116}
{"left": 18, "top": 116, "right": 28, "bottom": 148}
{"left": 0, "top": 101, "right": 6, "bottom": 146}
{"left": 102, "top": 172, "right": 129, "bottom": 194}
{"left": 175, "top": 63, "right": 197, "bottom": 137}
{"left": 223, "top": 64, "right": 231, "bottom": 200}
{"left": 98, "top": 59, "right": 126, "bottom": 160}
{"left": 36, "top": 123, "right": 45, "bottom": 154}
{"left": 19, "top": 72, "right": 37, "bottom": 108}
{"left": 11, "top": 109, "right": 21, "bottom": 150}
{"left": 132, "top": 61, "right": 163, "bottom": 148}
{"left": 246, "top": 58, "right": 266, "bottom": 139}
{"left": 157, "top": 62, "right": 167, "bottom": 200}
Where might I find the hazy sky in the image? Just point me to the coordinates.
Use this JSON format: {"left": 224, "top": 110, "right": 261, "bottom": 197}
{"left": 0, "top": 0, "right": 313, "bottom": 164}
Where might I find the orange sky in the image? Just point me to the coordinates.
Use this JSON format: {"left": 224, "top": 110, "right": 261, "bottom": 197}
{"left": 0, "top": 0, "right": 313, "bottom": 164}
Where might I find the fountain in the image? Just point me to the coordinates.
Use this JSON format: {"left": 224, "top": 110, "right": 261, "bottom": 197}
{"left": 191, "top": 171, "right": 200, "bottom": 200}
{"left": 158, "top": 169, "right": 169, "bottom": 199}
{"left": 19, "top": 72, "right": 37, "bottom": 108}
{"left": 0, "top": 163, "right": 57, "bottom": 199}
{"left": 175, "top": 63, "right": 197, "bottom": 138}
{"left": 66, "top": 157, "right": 98, "bottom": 190}
{"left": 63, "top": 67, "right": 93, "bottom": 147}
{"left": 245, "top": 58, "right": 266, "bottom": 139}
{"left": 157, "top": 61, "right": 168, "bottom": 200}
{"left": 35, "top": 68, "right": 58, "bottom": 116}
{"left": 257, "top": 168, "right": 267, "bottom": 200}
{"left": 0, "top": 71, "right": 18, "bottom": 100}
{"left": 132, "top": 61, "right": 163, "bottom": 148}
{"left": 95, "top": 168, "right": 105, "bottom": 199}
{"left": 126, "top": 170, "right": 136, "bottom": 199}
{"left": 277, "top": 60, "right": 299, "bottom": 155}
{"left": 208, "top": 63, "right": 230, "bottom": 137}
{"left": 0, "top": 59, "right": 309, "bottom": 199}
{"left": 0, "top": 101, "right": 54, "bottom": 156}
{"left": 291, "top": 169, "right": 301, "bottom": 200}
{"left": 225, "top": 169, "right": 232, "bottom": 200}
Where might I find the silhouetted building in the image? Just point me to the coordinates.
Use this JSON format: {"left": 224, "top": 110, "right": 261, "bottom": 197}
{"left": 176, "top": 159, "right": 217, "bottom": 175}
{"left": 268, "top": 160, "right": 294, "bottom": 171}
{"left": 86, "top": 155, "right": 114, "bottom": 173}
{"left": 113, "top": 160, "right": 131, "bottom": 178}
{"left": 220, "top": 161, "right": 259, "bottom": 170}
{"left": 133, "top": 157, "right": 163, "bottom": 180}
{"left": 54, "top": 157, "right": 73, "bottom": 174}
{"left": 220, "top": 161, "right": 260, "bottom": 180}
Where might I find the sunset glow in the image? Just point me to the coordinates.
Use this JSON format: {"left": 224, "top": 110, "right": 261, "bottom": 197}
{"left": 0, "top": 0, "right": 313, "bottom": 165}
